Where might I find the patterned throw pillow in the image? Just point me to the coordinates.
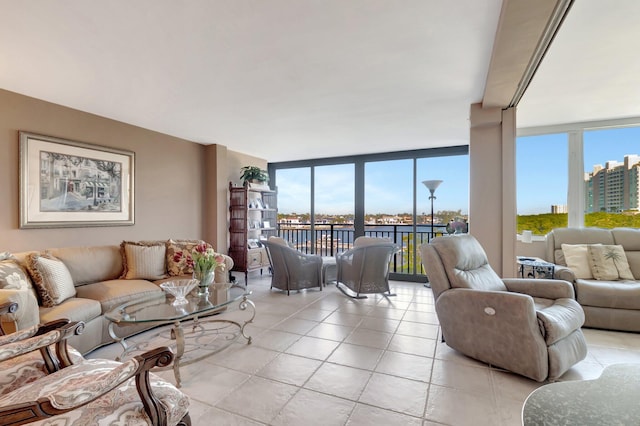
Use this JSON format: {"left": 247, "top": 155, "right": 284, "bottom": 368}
{"left": 120, "top": 241, "right": 167, "bottom": 280}
{"left": 26, "top": 252, "right": 76, "bottom": 307}
{"left": 587, "top": 244, "right": 635, "bottom": 281}
{"left": 165, "top": 239, "right": 212, "bottom": 276}
{"left": 0, "top": 256, "right": 30, "bottom": 290}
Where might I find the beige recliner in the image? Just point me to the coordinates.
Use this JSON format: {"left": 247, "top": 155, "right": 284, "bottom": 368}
{"left": 420, "top": 235, "right": 587, "bottom": 382}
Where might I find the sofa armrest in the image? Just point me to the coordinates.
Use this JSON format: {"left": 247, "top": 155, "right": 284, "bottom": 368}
{"left": 503, "top": 278, "right": 575, "bottom": 300}
{"left": 435, "top": 288, "right": 549, "bottom": 381}
{"left": 0, "top": 289, "right": 40, "bottom": 333}
{"left": 553, "top": 265, "right": 576, "bottom": 283}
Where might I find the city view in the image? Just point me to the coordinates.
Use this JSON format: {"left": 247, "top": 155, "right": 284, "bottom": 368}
{"left": 273, "top": 126, "right": 639, "bottom": 239}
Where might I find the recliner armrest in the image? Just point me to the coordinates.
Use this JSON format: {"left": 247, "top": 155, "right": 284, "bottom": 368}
{"left": 503, "top": 278, "right": 575, "bottom": 300}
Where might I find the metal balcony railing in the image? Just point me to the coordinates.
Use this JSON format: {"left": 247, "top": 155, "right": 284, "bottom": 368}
{"left": 277, "top": 223, "right": 448, "bottom": 277}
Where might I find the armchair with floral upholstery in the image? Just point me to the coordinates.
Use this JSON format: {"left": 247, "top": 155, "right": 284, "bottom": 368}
{"left": 0, "top": 303, "right": 191, "bottom": 426}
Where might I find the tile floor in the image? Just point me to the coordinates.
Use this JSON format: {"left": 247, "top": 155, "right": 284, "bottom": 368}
{"left": 88, "top": 275, "right": 640, "bottom": 426}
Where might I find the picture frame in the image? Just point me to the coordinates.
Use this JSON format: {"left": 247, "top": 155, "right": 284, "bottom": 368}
{"left": 19, "top": 132, "right": 135, "bottom": 228}
{"left": 262, "top": 220, "right": 271, "bottom": 229}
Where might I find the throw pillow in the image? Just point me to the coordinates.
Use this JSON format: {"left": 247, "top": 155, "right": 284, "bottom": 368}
{"left": 120, "top": 241, "right": 167, "bottom": 280}
{"left": 587, "top": 244, "right": 635, "bottom": 281}
{"left": 561, "top": 244, "right": 599, "bottom": 279}
{"left": 165, "top": 239, "right": 211, "bottom": 276}
{"left": 0, "top": 257, "right": 30, "bottom": 290}
{"left": 26, "top": 252, "right": 76, "bottom": 307}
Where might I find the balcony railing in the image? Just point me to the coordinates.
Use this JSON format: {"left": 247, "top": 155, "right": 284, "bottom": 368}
{"left": 277, "top": 223, "right": 448, "bottom": 277}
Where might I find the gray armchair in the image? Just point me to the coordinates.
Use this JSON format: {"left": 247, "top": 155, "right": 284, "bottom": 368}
{"left": 263, "top": 237, "right": 323, "bottom": 295}
{"left": 420, "top": 235, "right": 587, "bottom": 382}
{"left": 335, "top": 237, "right": 399, "bottom": 299}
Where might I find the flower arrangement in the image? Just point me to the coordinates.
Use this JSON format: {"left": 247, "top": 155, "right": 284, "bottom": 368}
{"left": 173, "top": 243, "right": 226, "bottom": 289}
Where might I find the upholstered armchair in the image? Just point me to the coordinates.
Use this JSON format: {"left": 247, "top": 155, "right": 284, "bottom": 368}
{"left": 264, "top": 237, "right": 323, "bottom": 295}
{"left": 335, "top": 237, "right": 400, "bottom": 299}
{"left": 0, "top": 311, "right": 191, "bottom": 425}
{"left": 420, "top": 235, "right": 587, "bottom": 382}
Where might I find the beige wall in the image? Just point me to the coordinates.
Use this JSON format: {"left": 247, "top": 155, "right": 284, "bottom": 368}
{"left": 0, "top": 89, "right": 241, "bottom": 252}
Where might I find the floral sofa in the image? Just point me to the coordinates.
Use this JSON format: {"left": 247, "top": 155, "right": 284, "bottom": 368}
{"left": 545, "top": 227, "right": 640, "bottom": 332}
{"left": 0, "top": 239, "right": 233, "bottom": 354}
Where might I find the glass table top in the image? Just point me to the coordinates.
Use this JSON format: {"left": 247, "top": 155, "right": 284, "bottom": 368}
{"left": 105, "top": 283, "right": 250, "bottom": 324}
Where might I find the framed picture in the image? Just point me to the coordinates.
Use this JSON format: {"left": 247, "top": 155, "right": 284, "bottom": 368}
{"left": 19, "top": 132, "right": 135, "bottom": 228}
{"left": 262, "top": 221, "right": 271, "bottom": 229}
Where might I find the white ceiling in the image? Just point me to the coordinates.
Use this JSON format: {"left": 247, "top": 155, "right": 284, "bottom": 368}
{"left": 1, "top": 1, "right": 638, "bottom": 161}
{"left": 518, "top": 0, "right": 640, "bottom": 129}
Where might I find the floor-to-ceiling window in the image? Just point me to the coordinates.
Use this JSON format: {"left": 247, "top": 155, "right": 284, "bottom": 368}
{"left": 270, "top": 146, "right": 468, "bottom": 281}
{"left": 517, "top": 120, "right": 640, "bottom": 234}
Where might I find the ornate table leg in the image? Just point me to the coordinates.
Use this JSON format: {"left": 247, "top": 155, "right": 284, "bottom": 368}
{"left": 108, "top": 321, "right": 129, "bottom": 362}
{"left": 172, "top": 320, "right": 185, "bottom": 388}
{"left": 239, "top": 295, "right": 256, "bottom": 344}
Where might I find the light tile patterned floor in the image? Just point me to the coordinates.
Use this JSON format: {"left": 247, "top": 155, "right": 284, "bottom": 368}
{"left": 89, "top": 275, "right": 640, "bottom": 426}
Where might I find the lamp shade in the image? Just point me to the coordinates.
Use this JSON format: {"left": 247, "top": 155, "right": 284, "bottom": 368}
{"left": 422, "top": 180, "right": 443, "bottom": 193}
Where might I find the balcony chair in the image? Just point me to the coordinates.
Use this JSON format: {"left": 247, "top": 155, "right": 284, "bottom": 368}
{"left": 0, "top": 309, "right": 191, "bottom": 425}
{"left": 335, "top": 237, "right": 400, "bottom": 299}
{"left": 263, "top": 237, "right": 323, "bottom": 295}
{"left": 420, "top": 234, "right": 588, "bottom": 382}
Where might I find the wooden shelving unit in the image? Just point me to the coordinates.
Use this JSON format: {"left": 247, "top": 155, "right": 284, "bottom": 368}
{"left": 228, "top": 181, "right": 277, "bottom": 284}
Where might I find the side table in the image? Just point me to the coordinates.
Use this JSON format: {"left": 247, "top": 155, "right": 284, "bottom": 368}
{"left": 517, "top": 256, "right": 555, "bottom": 279}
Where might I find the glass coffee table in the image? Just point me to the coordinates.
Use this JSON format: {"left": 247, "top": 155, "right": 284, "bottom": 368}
{"left": 105, "top": 283, "right": 255, "bottom": 387}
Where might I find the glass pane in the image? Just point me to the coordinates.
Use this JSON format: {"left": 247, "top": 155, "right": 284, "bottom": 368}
{"left": 275, "top": 168, "right": 310, "bottom": 250}
{"left": 314, "top": 164, "right": 354, "bottom": 255}
{"left": 417, "top": 156, "right": 470, "bottom": 235}
{"left": 584, "top": 126, "right": 640, "bottom": 228}
{"left": 516, "top": 134, "right": 568, "bottom": 234}
{"left": 365, "top": 159, "right": 413, "bottom": 274}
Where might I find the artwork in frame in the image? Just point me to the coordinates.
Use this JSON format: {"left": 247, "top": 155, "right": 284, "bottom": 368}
{"left": 19, "top": 132, "right": 135, "bottom": 228}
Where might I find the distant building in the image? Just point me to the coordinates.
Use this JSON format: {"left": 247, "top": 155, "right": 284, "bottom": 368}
{"left": 585, "top": 155, "right": 640, "bottom": 213}
{"left": 551, "top": 204, "right": 568, "bottom": 214}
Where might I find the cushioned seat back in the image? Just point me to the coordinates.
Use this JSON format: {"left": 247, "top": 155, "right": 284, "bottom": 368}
{"left": 49, "top": 246, "right": 123, "bottom": 286}
{"left": 429, "top": 235, "right": 507, "bottom": 292}
{"left": 612, "top": 228, "right": 640, "bottom": 278}
{"left": 545, "top": 228, "right": 614, "bottom": 265}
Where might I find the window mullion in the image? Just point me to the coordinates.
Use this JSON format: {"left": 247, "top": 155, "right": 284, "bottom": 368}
{"left": 567, "top": 131, "right": 584, "bottom": 227}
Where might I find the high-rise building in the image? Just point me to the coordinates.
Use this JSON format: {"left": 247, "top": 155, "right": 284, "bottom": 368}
{"left": 551, "top": 204, "right": 568, "bottom": 214}
{"left": 584, "top": 155, "right": 640, "bottom": 213}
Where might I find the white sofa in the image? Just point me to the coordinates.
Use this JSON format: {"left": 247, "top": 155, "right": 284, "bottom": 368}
{"left": 545, "top": 227, "right": 640, "bottom": 332}
{"left": 0, "top": 240, "right": 232, "bottom": 354}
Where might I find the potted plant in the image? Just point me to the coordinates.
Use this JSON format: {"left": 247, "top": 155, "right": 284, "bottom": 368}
{"left": 240, "top": 166, "right": 269, "bottom": 186}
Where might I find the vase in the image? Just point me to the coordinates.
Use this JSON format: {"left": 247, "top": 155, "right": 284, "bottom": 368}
{"left": 193, "top": 269, "right": 215, "bottom": 297}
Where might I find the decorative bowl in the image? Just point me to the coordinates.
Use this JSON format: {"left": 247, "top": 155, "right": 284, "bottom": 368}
{"left": 160, "top": 279, "right": 199, "bottom": 306}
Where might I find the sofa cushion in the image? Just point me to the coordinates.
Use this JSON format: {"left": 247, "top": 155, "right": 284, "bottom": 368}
{"left": 120, "top": 241, "right": 167, "bottom": 280}
{"left": 562, "top": 244, "right": 598, "bottom": 279}
{"left": 166, "top": 239, "right": 210, "bottom": 276}
{"left": 575, "top": 279, "right": 640, "bottom": 310}
{"left": 26, "top": 253, "right": 76, "bottom": 307}
{"left": 75, "top": 280, "right": 163, "bottom": 314}
{"left": 0, "top": 257, "right": 30, "bottom": 290}
{"left": 587, "top": 245, "right": 634, "bottom": 281}
{"left": 550, "top": 227, "right": 615, "bottom": 265}
{"left": 39, "top": 297, "right": 102, "bottom": 324}
{"left": 49, "top": 246, "right": 123, "bottom": 286}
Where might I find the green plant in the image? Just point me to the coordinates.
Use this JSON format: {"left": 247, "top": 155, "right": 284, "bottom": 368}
{"left": 240, "top": 166, "right": 269, "bottom": 185}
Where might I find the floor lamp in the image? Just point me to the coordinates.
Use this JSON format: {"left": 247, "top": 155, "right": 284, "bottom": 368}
{"left": 422, "top": 180, "right": 443, "bottom": 288}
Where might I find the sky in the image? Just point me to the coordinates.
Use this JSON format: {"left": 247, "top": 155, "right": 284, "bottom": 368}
{"left": 276, "top": 126, "right": 639, "bottom": 216}
{"left": 517, "top": 126, "right": 640, "bottom": 214}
